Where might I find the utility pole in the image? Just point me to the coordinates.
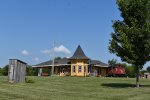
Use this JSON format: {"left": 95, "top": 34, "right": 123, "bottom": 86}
{"left": 51, "top": 41, "right": 55, "bottom": 76}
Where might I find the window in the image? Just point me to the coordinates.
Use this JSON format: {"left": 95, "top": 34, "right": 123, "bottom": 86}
{"left": 84, "top": 66, "right": 86, "bottom": 73}
{"left": 78, "top": 65, "right": 82, "bottom": 73}
{"left": 98, "top": 69, "right": 101, "bottom": 75}
{"left": 72, "top": 66, "right": 76, "bottom": 73}
{"left": 88, "top": 66, "right": 91, "bottom": 73}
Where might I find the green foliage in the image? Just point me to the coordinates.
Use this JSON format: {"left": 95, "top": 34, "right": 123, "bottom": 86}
{"left": 0, "top": 65, "right": 9, "bottom": 76}
{"left": 126, "top": 66, "right": 136, "bottom": 78}
{"left": 146, "top": 66, "right": 150, "bottom": 73}
{"left": 109, "top": 0, "right": 150, "bottom": 67}
{"left": 25, "top": 77, "right": 35, "bottom": 83}
{"left": 0, "top": 65, "right": 37, "bottom": 76}
{"left": 0, "top": 68, "right": 2, "bottom": 76}
{"left": 108, "top": 59, "right": 117, "bottom": 67}
{"left": 42, "top": 68, "right": 50, "bottom": 73}
{"left": 109, "top": 0, "right": 150, "bottom": 87}
{"left": 117, "top": 63, "right": 136, "bottom": 77}
{"left": 118, "top": 63, "right": 128, "bottom": 68}
{"left": 26, "top": 65, "right": 37, "bottom": 76}
{"left": 54, "top": 57, "right": 61, "bottom": 60}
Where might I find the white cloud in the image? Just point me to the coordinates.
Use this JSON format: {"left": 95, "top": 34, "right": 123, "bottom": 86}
{"left": 54, "top": 45, "right": 71, "bottom": 54}
{"left": 41, "top": 49, "right": 52, "bottom": 55}
{"left": 21, "top": 49, "right": 30, "bottom": 56}
{"left": 41, "top": 45, "right": 71, "bottom": 55}
{"left": 34, "top": 57, "right": 39, "bottom": 61}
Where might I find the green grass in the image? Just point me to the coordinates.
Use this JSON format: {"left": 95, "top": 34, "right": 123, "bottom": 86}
{"left": 0, "top": 76, "right": 150, "bottom": 100}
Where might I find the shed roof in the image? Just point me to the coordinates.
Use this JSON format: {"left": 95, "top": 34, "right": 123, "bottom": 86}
{"left": 9, "top": 59, "right": 27, "bottom": 64}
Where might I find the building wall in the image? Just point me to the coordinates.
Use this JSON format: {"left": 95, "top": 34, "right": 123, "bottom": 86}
{"left": 55, "top": 66, "right": 59, "bottom": 75}
{"left": 55, "top": 66, "right": 71, "bottom": 76}
{"left": 71, "top": 60, "right": 88, "bottom": 76}
{"left": 144, "top": 73, "right": 150, "bottom": 79}
{"left": 91, "top": 66, "right": 107, "bottom": 77}
{"left": 101, "top": 67, "right": 107, "bottom": 76}
{"left": 37, "top": 64, "right": 108, "bottom": 77}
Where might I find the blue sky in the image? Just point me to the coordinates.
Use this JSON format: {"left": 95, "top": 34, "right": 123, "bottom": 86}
{"left": 0, "top": 0, "right": 149, "bottom": 68}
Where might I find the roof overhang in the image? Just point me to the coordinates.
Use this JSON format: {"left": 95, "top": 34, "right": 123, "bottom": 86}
{"left": 32, "top": 64, "right": 71, "bottom": 68}
{"left": 94, "top": 65, "right": 108, "bottom": 68}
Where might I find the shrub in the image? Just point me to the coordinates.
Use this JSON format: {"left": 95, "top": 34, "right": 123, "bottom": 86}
{"left": 25, "top": 77, "right": 35, "bottom": 83}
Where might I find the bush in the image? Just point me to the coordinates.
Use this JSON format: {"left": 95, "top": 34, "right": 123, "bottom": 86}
{"left": 125, "top": 66, "right": 136, "bottom": 78}
{"left": 25, "top": 77, "right": 35, "bottom": 83}
{"left": 0, "top": 65, "right": 8, "bottom": 76}
{"left": 26, "top": 65, "right": 37, "bottom": 76}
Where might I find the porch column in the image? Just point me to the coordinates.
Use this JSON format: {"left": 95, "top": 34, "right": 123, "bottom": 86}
{"left": 38, "top": 68, "right": 42, "bottom": 76}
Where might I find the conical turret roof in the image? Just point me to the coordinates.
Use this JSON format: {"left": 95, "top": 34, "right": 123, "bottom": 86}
{"left": 69, "top": 45, "right": 89, "bottom": 60}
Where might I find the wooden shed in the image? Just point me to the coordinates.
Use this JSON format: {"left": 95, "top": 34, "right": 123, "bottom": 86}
{"left": 8, "top": 59, "right": 27, "bottom": 83}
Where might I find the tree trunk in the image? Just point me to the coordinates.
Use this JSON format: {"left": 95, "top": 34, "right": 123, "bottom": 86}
{"left": 136, "top": 66, "right": 140, "bottom": 88}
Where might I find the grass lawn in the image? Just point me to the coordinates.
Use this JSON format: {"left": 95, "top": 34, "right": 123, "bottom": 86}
{"left": 0, "top": 76, "right": 150, "bottom": 100}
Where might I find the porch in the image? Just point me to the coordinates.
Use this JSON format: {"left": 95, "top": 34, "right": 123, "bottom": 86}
{"left": 37, "top": 65, "right": 71, "bottom": 76}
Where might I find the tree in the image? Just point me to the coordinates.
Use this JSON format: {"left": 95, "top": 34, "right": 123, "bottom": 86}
{"left": 109, "top": 0, "right": 150, "bottom": 87}
{"left": 1, "top": 65, "right": 9, "bottom": 76}
{"left": 26, "top": 65, "right": 37, "bottom": 76}
{"left": 126, "top": 65, "right": 136, "bottom": 78}
{"left": 108, "top": 59, "right": 117, "bottom": 76}
{"left": 116, "top": 63, "right": 136, "bottom": 77}
{"left": 146, "top": 66, "right": 150, "bottom": 73}
{"left": 0, "top": 67, "right": 2, "bottom": 76}
{"left": 108, "top": 59, "right": 117, "bottom": 67}
{"left": 54, "top": 57, "right": 61, "bottom": 60}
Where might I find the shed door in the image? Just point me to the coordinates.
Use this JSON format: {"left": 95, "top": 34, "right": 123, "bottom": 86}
{"left": 9, "top": 65, "right": 14, "bottom": 81}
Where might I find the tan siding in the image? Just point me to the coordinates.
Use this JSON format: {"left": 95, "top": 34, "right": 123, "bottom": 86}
{"left": 71, "top": 60, "right": 88, "bottom": 76}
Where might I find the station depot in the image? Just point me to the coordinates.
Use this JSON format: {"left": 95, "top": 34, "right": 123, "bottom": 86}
{"left": 33, "top": 45, "right": 109, "bottom": 77}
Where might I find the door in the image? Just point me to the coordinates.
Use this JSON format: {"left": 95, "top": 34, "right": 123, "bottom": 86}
{"left": 9, "top": 65, "right": 14, "bottom": 81}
